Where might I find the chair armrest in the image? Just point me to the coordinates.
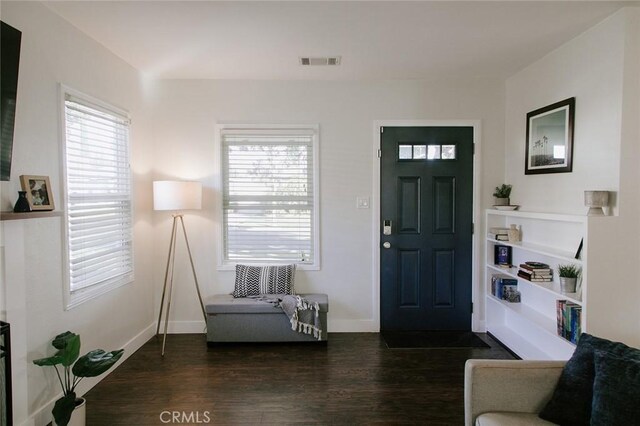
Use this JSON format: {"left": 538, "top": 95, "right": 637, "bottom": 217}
{"left": 464, "top": 359, "right": 566, "bottom": 426}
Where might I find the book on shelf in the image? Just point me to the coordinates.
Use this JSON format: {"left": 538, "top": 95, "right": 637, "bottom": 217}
{"left": 571, "top": 307, "right": 582, "bottom": 343}
{"left": 517, "top": 263, "right": 553, "bottom": 281}
{"left": 488, "top": 228, "right": 509, "bottom": 241}
{"left": 489, "top": 227, "right": 510, "bottom": 234}
{"left": 518, "top": 270, "right": 553, "bottom": 281}
{"left": 519, "top": 263, "right": 552, "bottom": 273}
{"left": 501, "top": 284, "right": 521, "bottom": 303}
{"left": 524, "top": 261, "right": 550, "bottom": 268}
{"left": 517, "top": 271, "right": 552, "bottom": 282}
{"left": 488, "top": 233, "right": 509, "bottom": 241}
{"left": 491, "top": 275, "right": 518, "bottom": 299}
{"left": 556, "top": 300, "right": 582, "bottom": 344}
{"left": 556, "top": 300, "right": 566, "bottom": 336}
{"left": 517, "top": 269, "right": 552, "bottom": 277}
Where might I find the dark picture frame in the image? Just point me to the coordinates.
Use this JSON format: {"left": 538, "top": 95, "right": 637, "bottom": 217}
{"left": 1, "top": 21, "right": 22, "bottom": 182}
{"left": 20, "top": 175, "right": 55, "bottom": 211}
{"left": 525, "top": 97, "right": 575, "bottom": 175}
{"left": 494, "top": 245, "right": 512, "bottom": 267}
{"left": 575, "top": 238, "right": 584, "bottom": 260}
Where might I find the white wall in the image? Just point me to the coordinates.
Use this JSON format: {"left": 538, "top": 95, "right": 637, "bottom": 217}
{"left": 151, "top": 78, "right": 505, "bottom": 333}
{"left": 504, "top": 8, "right": 640, "bottom": 346}
{"left": 0, "top": 3, "right": 155, "bottom": 425}
{"left": 585, "top": 9, "right": 640, "bottom": 347}
{"left": 505, "top": 10, "right": 628, "bottom": 215}
{"left": 0, "top": 3, "right": 636, "bottom": 425}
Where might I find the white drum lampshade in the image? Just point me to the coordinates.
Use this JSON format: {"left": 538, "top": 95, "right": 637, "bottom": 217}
{"left": 153, "top": 181, "right": 202, "bottom": 211}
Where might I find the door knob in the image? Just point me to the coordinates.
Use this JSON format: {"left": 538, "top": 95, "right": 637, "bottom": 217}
{"left": 383, "top": 242, "right": 391, "bottom": 249}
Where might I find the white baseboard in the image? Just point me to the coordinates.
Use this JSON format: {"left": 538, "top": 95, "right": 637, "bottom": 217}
{"left": 473, "top": 320, "right": 487, "bottom": 333}
{"left": 328, "top": 319, "right": 378, "bottom": 333}
{"left": 159, "top": 320, "right": 207, "bottom": 334}
{"left": 24, "top": 323, "right": 156, "bottom": 426}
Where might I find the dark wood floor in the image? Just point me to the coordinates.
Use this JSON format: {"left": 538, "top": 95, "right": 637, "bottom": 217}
{"left": 84, "top": 333, "right": 513, "bottom": 425}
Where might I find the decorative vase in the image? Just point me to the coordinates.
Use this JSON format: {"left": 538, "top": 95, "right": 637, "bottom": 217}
{"left": 13, "top": 191, "right": 31, "bottom": 212}
{"left": 560, "top": 277, "right": 577, "bottom": 294}
{"left": 57, "top": 398, "right": 86, "bottom": 426}
{"left": 584, "top": 190, "right": 609, "bottom": 216}
{"left": 494, "top": 197, "right": 510, "bottom": 206}
{"left": 508, "top": 224, "right": 520, "bottom": 243}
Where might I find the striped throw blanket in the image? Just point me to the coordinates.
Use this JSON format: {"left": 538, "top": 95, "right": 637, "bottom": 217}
{"left": 248, "top": 294, "right": 322, "bottom": 340}
{"left": 278, "top": 295, "right": 322, "bottom": 340}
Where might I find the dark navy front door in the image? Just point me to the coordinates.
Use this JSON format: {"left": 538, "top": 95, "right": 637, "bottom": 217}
{"left": 380, "top": 126, "right": 474, "bottom": 331}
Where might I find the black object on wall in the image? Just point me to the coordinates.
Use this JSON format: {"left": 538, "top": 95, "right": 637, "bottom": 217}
{"left": 0, "top": 321, "right": 12, "bottom": 426}
{"left": 1, "top": 21, "right": 22, "bottom": 182}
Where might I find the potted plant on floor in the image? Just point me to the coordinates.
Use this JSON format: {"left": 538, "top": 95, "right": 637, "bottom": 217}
{"left": 33, "top": 331, "right": 124, "bottom": 426}
{"left": 557, "top": 264, "right": 581, "bottom": 293}
{"left": 493, "top": 184, "right": 512, "bottom": 206}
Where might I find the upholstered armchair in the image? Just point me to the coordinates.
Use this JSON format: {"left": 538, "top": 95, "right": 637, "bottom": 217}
{"left": 464, "top": 359, "right": 566, "bottom": 426}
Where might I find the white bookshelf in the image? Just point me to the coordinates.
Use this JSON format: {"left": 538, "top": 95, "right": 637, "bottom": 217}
{"left": 485, "top": 209, "right": 587, "bottom": 360}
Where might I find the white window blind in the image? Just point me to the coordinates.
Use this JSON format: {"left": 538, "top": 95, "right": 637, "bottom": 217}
{"left": 222, "top": 128, "right": 317, "bottom": 264}
{"left": 63, "top": 92, "right": 133, "bottom": 302}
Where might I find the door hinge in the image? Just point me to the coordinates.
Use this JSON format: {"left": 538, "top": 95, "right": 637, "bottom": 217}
{"left": 377, "top": 149, "right": 381, "bottom": 158}
{"left": 380, "top": 126, "right": 384, "bottom": 134}
{"left": 471, "top": 223, "right": 474, "bottom": 234}
{"left": 472, "top": 143, "right": 475, "bottom": 155}
{"left": 471, "top": 302, "right": 474, "bottom": 314}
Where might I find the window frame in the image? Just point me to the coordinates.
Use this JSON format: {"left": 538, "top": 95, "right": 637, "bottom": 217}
{"left": 214, "top": 123, "right": 320, "bottom": 271}
{"left": 59, "top": 84, "right": 134, "bottom": 310}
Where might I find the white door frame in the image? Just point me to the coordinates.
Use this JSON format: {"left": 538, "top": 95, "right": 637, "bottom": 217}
{"left": 372, "top": 120, "right": 483, "bottom": 332}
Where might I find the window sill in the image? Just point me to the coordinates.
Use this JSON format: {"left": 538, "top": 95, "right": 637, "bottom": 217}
{"left": 217, "top": 262, "right": 320, "bottom": 272}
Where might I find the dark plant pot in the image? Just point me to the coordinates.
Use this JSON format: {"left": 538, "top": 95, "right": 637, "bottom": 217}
{"left": 494, "top": 197, "right": 510, "bottom": 206}
{"left": 13, "top": 191, "right": 31, "bottom": 212}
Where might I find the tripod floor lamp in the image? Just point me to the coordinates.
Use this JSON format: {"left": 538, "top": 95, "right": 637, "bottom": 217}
{"left": 153, "top": 180, "right": 207, "bottom": 356}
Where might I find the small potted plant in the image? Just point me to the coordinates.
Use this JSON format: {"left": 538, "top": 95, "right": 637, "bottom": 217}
{"left": 33, "top": 331, "right": 124, "bottom": 426}
{"left": 557, "top": 264, "right": 581, "bottom": 293}
{"left": 493, "top": 184, "right": 512, "bottom": 206}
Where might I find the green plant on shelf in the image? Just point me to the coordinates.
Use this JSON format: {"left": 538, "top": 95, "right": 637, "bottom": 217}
{"left": 557, "top": 264, "right": 581, "bottom": 278}
{"left": 493, "top": 184, "right": 512, "bottom": 198}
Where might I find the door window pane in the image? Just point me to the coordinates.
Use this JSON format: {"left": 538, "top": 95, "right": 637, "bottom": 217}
{"left": 413, "top": 145, "right": 427, "bottom": 159}
{"left": 442, "top": 145, "right": 456, "bottom": 159}
{"left": 427, "top": 145, "right": 441, "bottom": 159}
{"left": 399, "top": 145, "right": 413, "bottom": 159}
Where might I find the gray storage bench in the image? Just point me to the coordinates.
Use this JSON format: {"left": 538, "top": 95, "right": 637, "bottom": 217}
{"left": 206, "top": 293, "right": 328, "bottom": 343}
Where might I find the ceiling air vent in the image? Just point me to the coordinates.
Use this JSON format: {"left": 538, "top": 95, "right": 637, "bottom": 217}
{"left": 300, "top": 56, "right": 341, "bottom": 66}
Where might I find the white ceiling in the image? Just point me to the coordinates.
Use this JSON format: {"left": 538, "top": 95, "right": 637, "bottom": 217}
{"left": 44, "top": 1, "right": 637, "bottom": 81}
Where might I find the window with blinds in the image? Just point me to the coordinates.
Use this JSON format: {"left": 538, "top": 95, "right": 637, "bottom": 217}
{"left": 221, "top": 127, "right": 319, "bottom": 266}
{"left": 62, "top": 89, "right": 133, "bottom": 307}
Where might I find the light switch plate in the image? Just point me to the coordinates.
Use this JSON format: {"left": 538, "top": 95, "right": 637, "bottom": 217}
{"left": 357, "top": 196, "right": 370, "bottom": 209}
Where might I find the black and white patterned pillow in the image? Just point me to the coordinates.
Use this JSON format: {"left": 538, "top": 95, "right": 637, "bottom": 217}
{"left": 232, "top": 264, "right": 296, "bottom": 298}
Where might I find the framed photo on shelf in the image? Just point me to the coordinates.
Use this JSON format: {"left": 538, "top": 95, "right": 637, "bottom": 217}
{"left": 525, "top": 97, "right": 575, "bottom": 175}
{"left": 575, "top": 238, "right": 584, "bottom": 260}
{"left": 494, "top": 245, "right": 512, "bottom": 267}
{"left": 20, "top": 175, "right": 55, "bottom": 211}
